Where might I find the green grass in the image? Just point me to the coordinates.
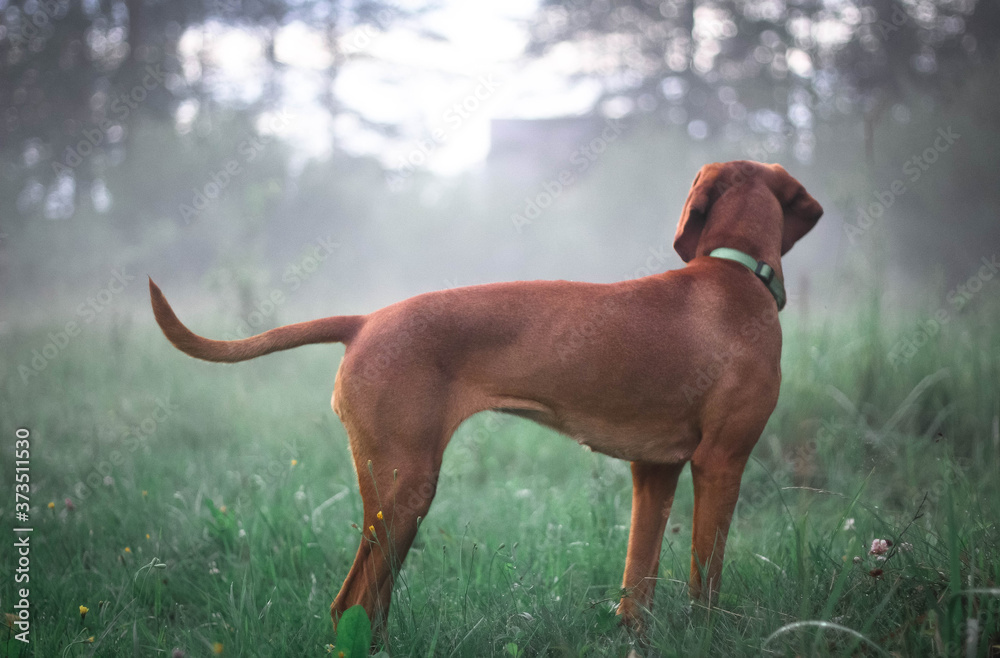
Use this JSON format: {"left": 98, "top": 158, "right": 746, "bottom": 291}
{"left": 1, "top": 297, "right": 998, "bottom": 657}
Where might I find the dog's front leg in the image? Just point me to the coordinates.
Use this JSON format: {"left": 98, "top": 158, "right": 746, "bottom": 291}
{"left": 688, "top": 445, "right": 752, "bottom": 605}
{"left": 617, "top": 461, "right": 685, "bottom": 633}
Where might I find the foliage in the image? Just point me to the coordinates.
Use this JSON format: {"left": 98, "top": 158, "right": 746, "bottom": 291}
{"left": 0, "top": 289, "right": 997, "bottom": 656}
{"left": 335, "top": 606, "right": 373, "bottom": 658}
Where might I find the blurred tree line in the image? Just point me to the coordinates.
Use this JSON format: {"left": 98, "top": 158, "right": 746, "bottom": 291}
{"left": 0, "top": 0, "right": 400, "bottom": 221}
{"left": 529, "top": 0, "right": 999, "bottom": 165}
{"left": 3, "top": 0, "right": 997, "bottom": 220}
{"left": 0, "top": 0, "right": 998, "bottom": 324}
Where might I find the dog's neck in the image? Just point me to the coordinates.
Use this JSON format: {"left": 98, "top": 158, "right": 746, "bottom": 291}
{"left": 694, "top": 186, "right": 785, "bottom": 282}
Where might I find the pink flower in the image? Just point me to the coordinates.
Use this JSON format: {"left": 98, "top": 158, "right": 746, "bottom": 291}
{"left": 64, "top": 498, "right": 76, "bottom": 511}
{"left": 869, "top": 538, "right": 889, "bottom": 555}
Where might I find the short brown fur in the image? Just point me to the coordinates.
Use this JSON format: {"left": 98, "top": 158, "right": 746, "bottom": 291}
{"left": 149, "top": 161, "right": 822, "bottom": 634}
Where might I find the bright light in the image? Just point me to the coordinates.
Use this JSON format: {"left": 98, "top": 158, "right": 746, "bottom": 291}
{"left": 177, "top": 0, "right": 640, "bottom": 174}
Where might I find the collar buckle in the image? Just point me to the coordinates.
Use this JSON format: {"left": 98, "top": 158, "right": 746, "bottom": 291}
{"left": 707, "top": 247, "right": 786, "bottom": 312}
{"left": 754, "top": 261, "right": 775, "bottom": 285}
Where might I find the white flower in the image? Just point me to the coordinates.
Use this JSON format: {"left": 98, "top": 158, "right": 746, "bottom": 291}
{"left": 869, "top": 538, "right": 889, "bottom": 555}
{"left": 843, "top": 518, "right": 855, "bottom": 531}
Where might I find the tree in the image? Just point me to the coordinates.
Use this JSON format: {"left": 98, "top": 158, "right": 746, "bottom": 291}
{"left": 0, "top": 0, "right": 401, "bottom": 220}
{"left": 526, "top": 0, "right": 999, "bottom": 165}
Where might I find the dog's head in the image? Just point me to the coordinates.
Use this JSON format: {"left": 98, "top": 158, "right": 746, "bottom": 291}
{"left": 673, "top": 161, "right": 823, "bottom": 262}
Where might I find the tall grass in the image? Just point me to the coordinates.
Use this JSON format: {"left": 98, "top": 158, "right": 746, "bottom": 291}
{"left": 1, "top": 294, "right": 998, "bottom": 657}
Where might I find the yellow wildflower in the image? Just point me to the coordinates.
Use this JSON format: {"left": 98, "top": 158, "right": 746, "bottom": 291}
{"left": 213, "top": 642, "right": 224, "bottom": 654}
{"left": 369, "top": 525, "right": 375, "bottom": 534}
{"left": 79, "top": 605, "right": 89, "bottom": 619}
{"left": 291, "top": 459, "right": 298, "bottom": 467}
{"left": 124, "top": 547, "right": 131, "bottom": 553}
{"left": 87, "top": 636, "right": 95, "bottom": 643}
{"left": 47, "top": 501, "right": 55, "bottom": 509}
{"left": 376, "top": 511, "right": 383, "bottom": 520}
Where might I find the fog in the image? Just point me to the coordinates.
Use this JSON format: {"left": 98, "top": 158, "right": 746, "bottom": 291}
{"left": 1, "top": 0, "right": 998, "bottom": 334}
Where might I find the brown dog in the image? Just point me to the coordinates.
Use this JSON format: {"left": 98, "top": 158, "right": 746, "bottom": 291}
{"left": 149, "top": 160, "right": 822, "bottom": 633}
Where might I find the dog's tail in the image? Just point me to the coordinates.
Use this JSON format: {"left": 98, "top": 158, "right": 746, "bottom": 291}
{"left": 149, "top": 278, "right": 365, "bottom": 363}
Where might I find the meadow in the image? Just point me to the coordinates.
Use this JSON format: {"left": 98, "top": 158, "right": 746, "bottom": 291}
{"left": 1, "top": 292, "right": 998, "bottom": 657}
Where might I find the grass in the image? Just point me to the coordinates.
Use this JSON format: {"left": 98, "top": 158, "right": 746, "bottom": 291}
{"left": 1, "top": 293, "right": 998, "bottom": 657}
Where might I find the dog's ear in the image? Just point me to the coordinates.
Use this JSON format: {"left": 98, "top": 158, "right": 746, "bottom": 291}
{"left": 673, "top": 165, "right": 719, "bottom": 262}
{"left": 772, "top": 165, "right": 824, "bottom": 254}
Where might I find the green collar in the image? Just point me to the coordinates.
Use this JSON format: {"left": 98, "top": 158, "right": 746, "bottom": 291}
{"left": 708, "top": 247, "right": 786, "bottom": 311}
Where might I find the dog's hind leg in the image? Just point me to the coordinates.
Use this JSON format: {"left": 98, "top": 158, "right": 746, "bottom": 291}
{"left": 329, "top": 419, "right": 445, "bottom": 637}
{"left": 617, "top": 461, "right": 685, "bottom": 632}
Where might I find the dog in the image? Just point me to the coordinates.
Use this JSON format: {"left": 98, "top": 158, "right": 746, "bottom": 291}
{"left": 149, "top": 160, "right": 822, "bottom": 634}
